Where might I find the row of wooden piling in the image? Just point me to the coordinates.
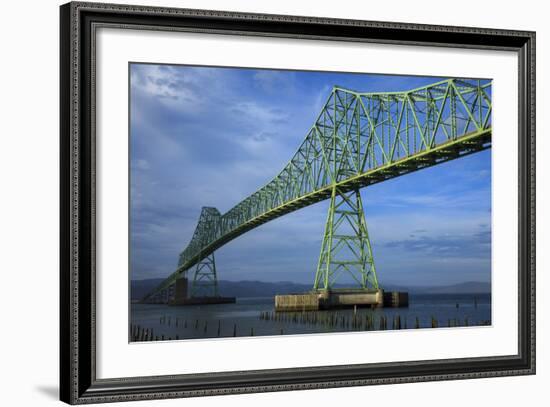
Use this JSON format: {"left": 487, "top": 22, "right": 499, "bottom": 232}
{"left": 260, "top": 310, "right": 482, "bottom": 331}
{"left": 159, "top": 316, "right": 234, "bottom": 336}
{"left": 159, "top": 315, "right": 186, "bottom": 327}
{"left": 142, "top": 317, "right": 283, "bottom": 340}
{"left": 130, "top": 324, "right": 180, "bottom": 341}
{"left": 260, "top": 310, "right": 390, "bottom": 330}
{"left": 134, "top": 311, "right": 489, "bottom": 341}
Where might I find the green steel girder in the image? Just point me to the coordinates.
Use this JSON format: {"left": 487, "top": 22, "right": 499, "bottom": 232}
{"left": 191, "top": 252, "right": 219, "bottom": 297}
{"left": 314, "top": 187, "right": 378, "bottom": 291}
{"left": 142, "top": 78, "right": 492, "bottom": 301}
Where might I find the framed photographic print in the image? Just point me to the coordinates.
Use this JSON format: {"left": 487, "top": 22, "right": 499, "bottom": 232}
{"left": 60, "top": 1, "right": 536, "bottom": 404}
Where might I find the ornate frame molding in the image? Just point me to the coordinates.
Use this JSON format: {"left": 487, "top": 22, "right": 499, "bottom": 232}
{"left": 60, "top": 2, "right": 535, "bottom": 404}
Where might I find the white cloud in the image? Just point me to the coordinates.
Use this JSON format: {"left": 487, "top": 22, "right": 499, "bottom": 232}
{"left": 230, "top": 101, "right": 288, "bottom": 124}
{"left": 253, "top": 70, "right": 296, "bottom": 93}
{"left": 131, "top": 64, "right": 229, "bottom": 115}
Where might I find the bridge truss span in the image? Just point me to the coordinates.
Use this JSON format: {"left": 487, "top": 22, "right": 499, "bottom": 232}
{"left": 143, "top": 78, "right": 491, "bottom": 302}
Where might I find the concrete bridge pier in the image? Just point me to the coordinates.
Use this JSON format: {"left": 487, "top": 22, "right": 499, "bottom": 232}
{"left": 169, "top": 275, "right": 189, "bottom": 305}
{"left": 275, "top": 288, "right": 408, "bottom": 311}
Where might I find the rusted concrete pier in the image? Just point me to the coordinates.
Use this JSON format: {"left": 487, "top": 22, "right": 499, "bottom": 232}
{"left": 274, "top": 289, "right": 408, "bottom": 311}
{"left": 274, "top": 293, "right": 320, "bottom": 311}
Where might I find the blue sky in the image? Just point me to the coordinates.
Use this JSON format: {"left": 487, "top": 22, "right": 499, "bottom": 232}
{"left": 130, "top": 64, "right": 491, "bottom": 287}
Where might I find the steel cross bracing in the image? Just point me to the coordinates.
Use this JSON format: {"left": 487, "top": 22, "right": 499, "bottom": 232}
{"left": 143, "top": 78, "right": 492, "bottom": 301}
{"left": 191, "top": 253, "right": 219, "bottom": 297}
{"left": 314, "top": 187, "right": 379, "bottom": 291}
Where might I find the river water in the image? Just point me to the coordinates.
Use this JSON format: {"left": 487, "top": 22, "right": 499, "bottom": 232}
{"left": 130, "top": 293, "right": 491, "bottom": 341}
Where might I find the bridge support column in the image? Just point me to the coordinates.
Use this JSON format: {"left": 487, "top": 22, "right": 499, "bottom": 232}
{"left": 169, "top": 274, "right": 189, "bottom": 305}
{"left": 313, "top": 187, "right": 379, "bottom": 292}
{"left": 191, "top": 252, "right": 219, "bottom": 298}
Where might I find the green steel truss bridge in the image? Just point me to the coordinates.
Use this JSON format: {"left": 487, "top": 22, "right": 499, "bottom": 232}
{"left": 143, "top": 78, "right": 492, "bottom": 303}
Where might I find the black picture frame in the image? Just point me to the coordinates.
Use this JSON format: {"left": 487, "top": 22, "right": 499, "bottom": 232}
{"left": 60, "top": 1, "right": 536, "bottom": 404}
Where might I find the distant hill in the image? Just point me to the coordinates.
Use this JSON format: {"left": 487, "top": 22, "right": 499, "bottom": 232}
{"left": 130, "top": 278, "right": 490, "bottom": 301}
{"left": 220, "top": 280, "right": 314, "bottom": 298}
{"left": 130, "top": 279, "right": 317, "bottom": 301}
{"left": 411, "top": 281, "right": 491, "bottom": 294}
{"left": 131, "top": 278, "right": 164, "bottom": 300}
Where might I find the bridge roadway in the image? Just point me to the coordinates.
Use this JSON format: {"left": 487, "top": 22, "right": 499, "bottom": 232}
{"left": 143, "top": 78, "right": 492, "bottom": 301}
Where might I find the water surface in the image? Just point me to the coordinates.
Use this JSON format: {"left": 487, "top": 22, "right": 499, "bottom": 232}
{"left": 130, "top": 293, "right": 491, "bottom": 341}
